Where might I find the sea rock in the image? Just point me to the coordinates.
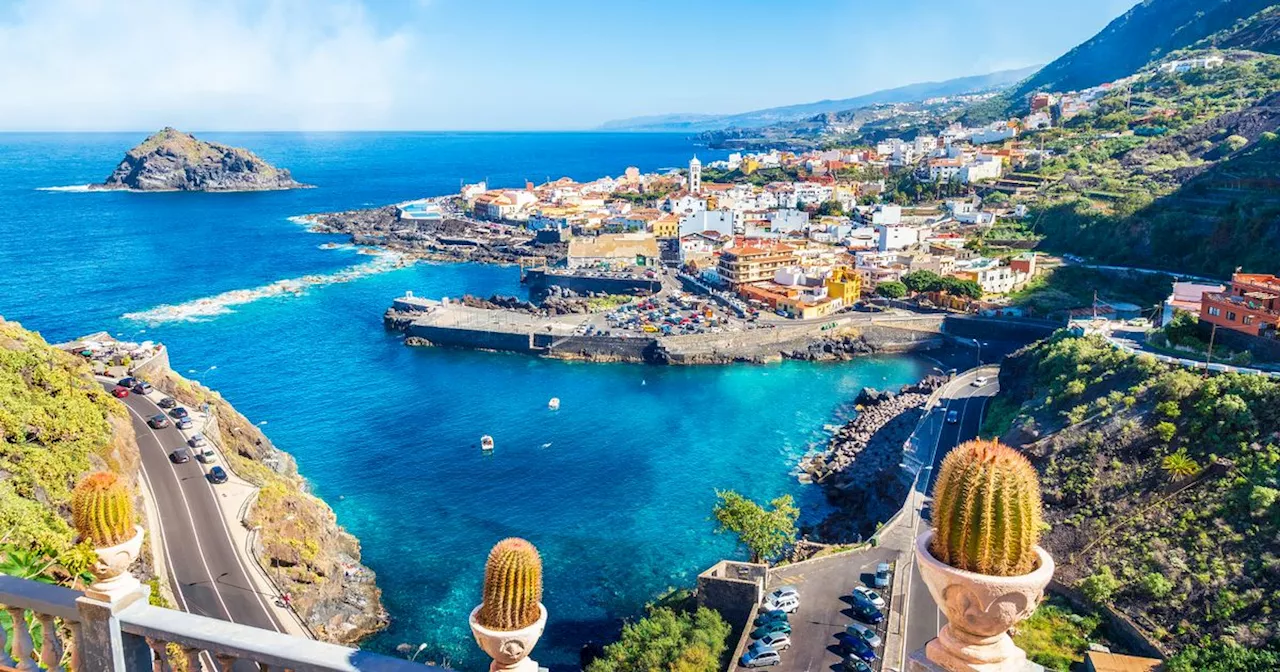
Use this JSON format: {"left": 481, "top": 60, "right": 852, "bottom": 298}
{"left": 95, "top": 127, "right": 307, "bottom": 192}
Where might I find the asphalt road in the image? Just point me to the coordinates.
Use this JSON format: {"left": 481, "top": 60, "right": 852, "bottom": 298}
{"left": 901, "top": 370, "right": 998, "bottom": 659}
{"left": 104, "top": 381, "right": 284, "bottom": 636}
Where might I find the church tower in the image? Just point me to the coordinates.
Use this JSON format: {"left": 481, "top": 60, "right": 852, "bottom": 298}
{"left": 688, "top": 155, "right": 702, "bottom": 194}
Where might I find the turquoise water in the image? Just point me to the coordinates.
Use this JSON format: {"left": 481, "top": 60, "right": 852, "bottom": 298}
{"left": 0, "top": 133, "right": 925, "bottom": 669}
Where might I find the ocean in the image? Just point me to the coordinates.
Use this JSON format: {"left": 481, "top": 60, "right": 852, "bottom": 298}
{"left": 0, "top": 132, "right": 926, "bottom": 669}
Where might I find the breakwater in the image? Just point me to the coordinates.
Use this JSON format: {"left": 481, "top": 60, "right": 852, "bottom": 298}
{"left": 385, "top": 297, "right": 949, "bottom": 365}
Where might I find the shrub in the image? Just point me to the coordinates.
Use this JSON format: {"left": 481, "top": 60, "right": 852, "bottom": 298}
{"left": 1140, "top": 572, "right": 1174, "bottom": 599}
{"left": 587, "top": 607, "right": 730, "bottom": 672}
{"left": 1249, "top": 486, "right": 1279, "bottom": 520}
{"left": 1079, "top": 566, "right": 1120, "bottom": 606}
{"left": 1155, "top": 421, "right": 1177, "bottom": 444}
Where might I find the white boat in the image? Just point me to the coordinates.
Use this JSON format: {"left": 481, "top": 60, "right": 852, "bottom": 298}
{"left": 480, "top": 435, "right": 494, "bottom": 452}
{"left": 548, "top": 397, "right": 560, "bottom": 410}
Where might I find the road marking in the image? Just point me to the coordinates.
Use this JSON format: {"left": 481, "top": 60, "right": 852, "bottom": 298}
{"left": 123, "top": 402, "right": 237, "bottom": 623}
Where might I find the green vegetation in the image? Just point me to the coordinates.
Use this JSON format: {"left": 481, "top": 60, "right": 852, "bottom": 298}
{"left": 931, "top": 439, "right": 1042, "bottom": 576}
{"left": 70, "top": 472, "right": 136, "bottom": 547}
{"left": 587, "top": 606, "right": 730, "bottom": 672}
{"left": 711, "top": 490, "right": 798, "bottom": 564}
{"left": 586, "top": 295, "right": 633, "bottom": 312}
{"left": 1007, "top": 265, "right": 1173, "bottom": 319}
{"left": 1011, "top": 596, "right": 1103, "bottom": 671}
{"left": 874, "top": 280, "right": 907, "bottom": 299}
{"left": 992, "top": 331, "right": 1280, "bottom": 653}
{"left": 1166, "top": 639, "right": 1280, "bottom": 671}
{"left": 476, "top": 538, "right": 543, "bottom": 631}
{"left": 0, "top": 319, "right": 137, "bottom": 578}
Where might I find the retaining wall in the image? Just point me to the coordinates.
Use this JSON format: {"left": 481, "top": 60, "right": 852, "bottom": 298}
{"left": 523, "top": 269, "right": 661, "bottom": 296}
{"left": 404, "top": 323, "right": 535, "bottom": 353}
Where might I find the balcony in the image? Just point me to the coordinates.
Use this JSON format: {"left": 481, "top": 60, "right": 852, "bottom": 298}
{"left": 0, "top": 575, "right": 430, "bottom": 672}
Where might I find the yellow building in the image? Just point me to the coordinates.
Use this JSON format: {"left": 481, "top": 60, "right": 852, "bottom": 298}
{"left": 825, "top": 267, "right": 862, "bottom": 304}
{"left": 651, "top": 213, "right": 679, "bottom": 238}
{"left": 741, "top": 158, "right": 759, "bottom": 175}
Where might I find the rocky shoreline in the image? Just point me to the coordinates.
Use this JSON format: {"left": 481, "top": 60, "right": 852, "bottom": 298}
{"left": 302, "top": 205, "right": 567, "bottom": 266}
{"left": 801, "top": 378, "right": 944, "bottom": 543}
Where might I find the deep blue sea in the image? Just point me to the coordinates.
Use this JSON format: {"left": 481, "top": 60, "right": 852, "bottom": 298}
{"left": 0, "top": 132, "right": 925, "bottom": 669}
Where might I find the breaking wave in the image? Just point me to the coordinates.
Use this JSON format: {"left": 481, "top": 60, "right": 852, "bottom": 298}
{"left": 37, "top": 185, "right": 98, "bottom": 192}
{"left": 122, "top": 253, "right": 412, "bottom": 324}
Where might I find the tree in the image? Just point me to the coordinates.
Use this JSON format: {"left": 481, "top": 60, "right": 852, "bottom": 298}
{"left": 1161, "top": 448, "right": 1200, "bottom": 481}
{"left": 816, "top": 200, "right": 845, "bottom": 217}
{"left": 940, "top": 276, "right": 983, "bottom": 300}
{"left": 875, "top": 281, "right": 908, "bottom": 299}
{"left": 587, "top": 607, "right": 730, "bottom": 672}
{"left": 901, "top": 270, "right": 942, "bottom": 294}
{"left": 712, "top": 490, "right": 798, "bottom": 564}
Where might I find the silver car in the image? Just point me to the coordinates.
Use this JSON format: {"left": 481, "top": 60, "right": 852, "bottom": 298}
{"left": 846, "top": 622, "right": 882, "bottom": 649}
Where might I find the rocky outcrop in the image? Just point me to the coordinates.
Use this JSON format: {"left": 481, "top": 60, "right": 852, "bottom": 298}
{"left": 95, "top": 127, "right": 307, "bottom": 192}
{"left": 802, "top": 377, "right": 945, "bottom": 543}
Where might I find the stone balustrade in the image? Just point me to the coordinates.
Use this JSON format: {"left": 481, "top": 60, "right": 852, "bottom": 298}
{"left": 0, "top": 576, "right": 430, "bottom": 672}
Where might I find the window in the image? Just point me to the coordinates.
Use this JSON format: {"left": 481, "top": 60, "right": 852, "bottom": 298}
{"left": 1208, "top": 306, "right": 1221, "bottom": 317}
{"left": 1244, "top": 315, "right": 1255, "bottom": 325}
{"left": 1227, "top": 311, "right": 1237, "bottom": 322}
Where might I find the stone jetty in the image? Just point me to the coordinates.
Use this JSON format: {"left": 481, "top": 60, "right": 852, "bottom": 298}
{"left": 802, "top": 377, "right": 944, "bottom": 543}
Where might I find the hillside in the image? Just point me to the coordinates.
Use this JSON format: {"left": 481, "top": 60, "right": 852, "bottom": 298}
{"left": 96, "top": 127, "right": 307, "bottom": 192}
{"left": 986, "top": 333, "right": 1280, "bottom": 661}
{"left": 0, "top": 318, "right": 140, "bottom": 579}
{"left": 964, "top": 0, "right": 1279, "bottom": 123}
{"left": 599, "top": 66, "right": 1037, "bottom": 132}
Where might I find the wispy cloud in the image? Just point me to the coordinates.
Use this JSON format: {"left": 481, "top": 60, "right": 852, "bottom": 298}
{"left": 0, "top": 0, "right": 425, "bottom": 130}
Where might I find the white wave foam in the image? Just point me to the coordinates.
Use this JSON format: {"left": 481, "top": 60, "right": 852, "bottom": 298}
{"left": 37, "top": 184, "right": 98, "bottom": 192}
{"left": 122, "top": 253, "right": 412, "bottom": 324}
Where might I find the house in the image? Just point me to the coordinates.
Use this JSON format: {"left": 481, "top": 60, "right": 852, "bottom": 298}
{"left": 663, "top": 192, "right": 708, "bottom": 216}
{"left": 718, "top": 245, "right": 799, "bottom": 287}
{"left": 679, "top": 209, "right": 736, "bottom": 238}
{"left": 825, "top": 267, "right": 862, "bottom": 304}
{"left": 651, "top": 213, "right": 680, "bottom": 238}
{"left": 952, "top": 257, "right": 1027, "bottom": 295}
{"left": 876, "top": 225, "right": 919, "bottom": 252}
{"left": 929, "top": 158, "right": 963, "bottom": 182}
{"left": 473, "top": 192, "right": 515, "bottom": 220}
{"left": 1199, "top": 273, "right": 1280, "bottom": 338}
{"left": 567, "top": 233, "right": 660, "bottom": 269}
{"left": 970, "top": 122, "right": 1017, "bottom": 145}
{"left": 768, "top": 209, "right": 810, "bottom": 234}
{"left": 1008, "top": 252, "right": 1037, "bottom": 277}
{"left": 679, "top": 231, "right": 724, "bottom": 262}
{"left": 869, "top": 205, "right": 902, "bottom": 226}
{"left": 959, "top": 154, "right": 1003, "bottom": 183}
{"left": 1084, "top": 651, "right": 1161, "bottom": 672}
{"left": 1161, "top": 281, "right": 1225, "bottom": 326}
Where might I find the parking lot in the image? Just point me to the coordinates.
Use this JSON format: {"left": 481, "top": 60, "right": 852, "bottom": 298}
{"left": 737, "top": 546, "right": 897, "bottom": 671}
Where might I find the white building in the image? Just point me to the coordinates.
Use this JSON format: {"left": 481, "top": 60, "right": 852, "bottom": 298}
{"left": 970, "top": 122, "right": 1017, "bottom": 145}
{"left": 768, "top": 209, "right": 810, "bottom": 234}
{"left": 869, "top": 205, "right": 902, "bottom": 226}
{"left": 959, "top": 154, "right": 1003, "bottom": 183}
{"left": 876, "top": 224, "right": 919, "bottom": 252}
{"left": 688, "top": 156, "right": 702, "bottom": 194}
{"left": 679, "top": 209, "right": 736, "bottom": 238}
{"left": 665, "top": 193, "right": 707, "bottom": 216}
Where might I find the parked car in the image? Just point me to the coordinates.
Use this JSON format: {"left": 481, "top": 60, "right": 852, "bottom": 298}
{"left": 147, "top": 414, "right": 169, "bottom": 429}
{"left": 850, "top": 601, "right": 883, "bottom": 625}
{"left": 195, "top": 447, "right": 218, "bottom": 464}
{"left": 170, "top": 448, "right": 191, "bottom": 464}
{"left": 131, "top": 381, "right": 153, "bottom": 395}
{"left": 874, "top": 562, "right": 892, "bottom": 589}
{"left": 852, "top": 586, "right": 886, "bottom": 610}
{"left": 169, "top": 407, "right": 189, "bottom": 419}
{"left": 749, "top": 622, "right": 790, "bottom": 640}
{"left": 117, "top": 377, "right": 136, "bottom": 388}
{"left": 754, "top": 610, "right": 788, "bottom": 627}
{"left": 176, "top": 417, "right": 194, "bottom": 430}
{"left": 207, "top": 466, "right": 229, "bottom": 484}
{"left": 972, "top": 376, "right": 989, "bottom": 387}
{"left": 846, "top": 622, "right": 883, "bottom": 649}
{"left": 835, "top": 632, "right": 877, "bottom": 662}
{"left": 112, "top": 386, "right": 130, "bottom": 398}
{"left": 739, "top": 648, "right": 780, "bottom": 668}
{"left": 157, "top": 397, "right": 177, "bottom": 409}
{"left": 841, "top": 658, "right": 873, "bottom": 672}
{"left": 188, "top": 434, "right": 208, "bottom": 448}
{"left": 762, "top": 592, "right": 800, "bottom": 614}
{"left": 751, "top": 633, "right": 791, "bottom": 651}
{"left": 946, "top": 409, "right": 959, "bottom": 424}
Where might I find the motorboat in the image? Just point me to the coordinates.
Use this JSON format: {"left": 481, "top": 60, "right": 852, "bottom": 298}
{"left": 548, "top": 397, "right": 560, "bottom": 410}
{"left": 480, "top": 435, "right": 494, "bottom": 452}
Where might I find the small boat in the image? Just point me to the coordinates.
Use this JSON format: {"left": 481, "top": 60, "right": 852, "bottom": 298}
{"left": 548, "top": 397, "right": 560, "bottom": 410}
{"left": 480, "top": 435, "right": 494, "bottom": 452}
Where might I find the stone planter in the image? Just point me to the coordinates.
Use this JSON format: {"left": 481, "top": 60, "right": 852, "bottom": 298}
{"left": 468, "top": 603, "right": 547, "bottom": 672}
{"left": 915, "top": 530, "right": 1054, "bottom": 672}
{"left": 86, "top": 526, "right": 145, "bottom": 603}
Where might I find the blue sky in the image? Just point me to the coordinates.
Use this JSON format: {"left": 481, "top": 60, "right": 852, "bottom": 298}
{"left": 0, "top": 0, "right": 1139, "bottom": 131}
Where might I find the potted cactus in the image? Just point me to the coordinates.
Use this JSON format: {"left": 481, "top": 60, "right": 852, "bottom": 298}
{"left": 914, "top": 439, "right": 1054, "bottom": 672}
{"left": 71, "top": 472, "right": 145, "bottom": 602}
{"left": 468, "top": 538, "right": 547, "bottom": 672}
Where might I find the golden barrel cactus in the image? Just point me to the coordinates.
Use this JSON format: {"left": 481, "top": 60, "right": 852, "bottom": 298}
{"left": 931, "top": 439, "right": 1043, "bottom": 576}
{"left": 476, "top": 538, "right": 543, "bottom": 631}
{"left": 71, "top": 472, "right": 136, "bottom": 547}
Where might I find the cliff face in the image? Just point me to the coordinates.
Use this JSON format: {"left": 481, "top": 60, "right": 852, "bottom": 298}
{"left": 152, "top": 369, "right": 387, "bottom": 644}
{"left": 97, "top": 127, "right": 307, "bottom": 192}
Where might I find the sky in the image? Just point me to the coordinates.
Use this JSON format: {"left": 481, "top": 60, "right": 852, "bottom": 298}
{"left": 0, "top": 0, "right": 1141, "bottom": 131}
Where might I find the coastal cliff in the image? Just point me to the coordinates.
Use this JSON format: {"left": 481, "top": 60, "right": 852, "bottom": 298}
{"left": 149, "top": 367, "right": 387, "bottom": 644}
{"left": 96, "top": 127, "right": 307, "bottom": 192}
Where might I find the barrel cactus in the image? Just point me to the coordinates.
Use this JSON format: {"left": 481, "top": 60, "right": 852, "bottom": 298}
{"left": 476, "top": 538, "right": 543, "bottom": 631}
{"left": 930, "top": 438, "right": 1043, "bottom": 576}
{"left": 71, "top": 472, "right": 137, "bottom": 547}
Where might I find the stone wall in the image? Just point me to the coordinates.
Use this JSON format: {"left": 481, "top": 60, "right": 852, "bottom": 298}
{"left": 696, "top": 560, "right": 766, "bottom": 667}
{"left": 404, "top": 323, "right": 535, "bottom": 353}
{"left": 942, "top": 315, "right": 1060, "bottom": 342}
{"left": 1197, "top": 321, "right": 1280, "bottom": 363}
{"left": 523, "top": 269, "right": 661, "bottom": 296}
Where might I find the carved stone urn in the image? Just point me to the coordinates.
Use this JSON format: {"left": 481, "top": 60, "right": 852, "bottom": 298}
{"left": 915, "top": 530, "right": 1054, "bottom": 672}
{"left": 86, "top": 525, "right": 145, "bottom": 603}
{"left": 469, "top": 603, "right": 547, "bottom": 672}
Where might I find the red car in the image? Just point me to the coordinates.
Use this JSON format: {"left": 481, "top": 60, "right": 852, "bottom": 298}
{"left": 112, "top": 386, "right": 130, "bottom": 398}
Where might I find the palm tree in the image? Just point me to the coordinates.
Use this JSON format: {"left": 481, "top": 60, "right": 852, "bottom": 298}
{"left": 1161, "top": 449, "right": 1200, "bottom": 481}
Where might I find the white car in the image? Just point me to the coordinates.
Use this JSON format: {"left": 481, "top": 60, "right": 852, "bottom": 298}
{"left": 762, "top": 592, "right": 800, "bottom": 614}
{"left": 752, "top": 632, "right": 791, "bottom": 651}
{"left": 195, "top": 447, "right": 218, "bottom": 464}
{"left": 846, "top": 622, "right": 882, "bottom": 648}
{"left": 852, "top": 586, "right": 886, "bottom": 609}
{"left": 971, "top": 376, "right": 989, "bottom": 387}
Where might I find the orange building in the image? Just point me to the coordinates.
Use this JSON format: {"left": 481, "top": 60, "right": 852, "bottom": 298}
{"left": 1199, "top": 273, "right": 1280, "bottom": 338}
